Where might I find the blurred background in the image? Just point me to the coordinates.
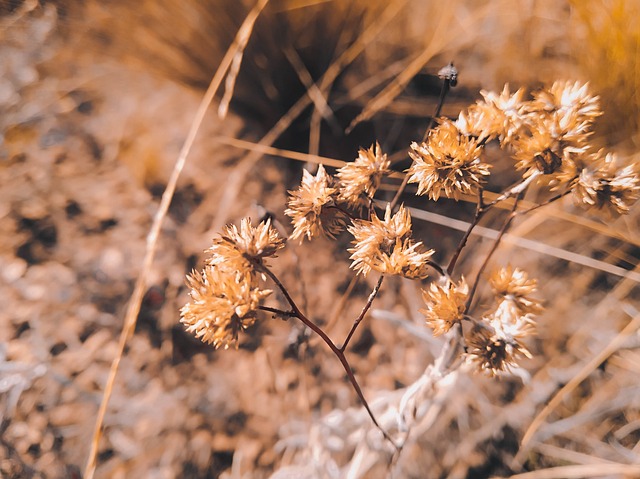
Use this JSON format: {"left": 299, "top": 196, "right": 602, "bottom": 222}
{"left": 0, "top": 0, "right": 639, "bottom": 477}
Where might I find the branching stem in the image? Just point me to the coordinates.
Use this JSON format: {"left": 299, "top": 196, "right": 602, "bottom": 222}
{"left": 466, "top": 193, "right": 523, "bottom": 310}
{"left": 255, "top": 262, "right": 398, "bottom": 449}
{"left": 390, "top": 75, "right": 453, "bottom": 212}
{"left": 341, "top": 274, "right": 384, "bottom": 352}
{"left": 447, "top": 188, "right": 486, "bottom": 275}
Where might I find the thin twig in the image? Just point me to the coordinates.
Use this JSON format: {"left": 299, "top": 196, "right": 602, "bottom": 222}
{"left": 389, "top": 173, "right": 410, "bottom": 211}
{"left": 389, "top": 74, "right": 453, "bottom": 211}
{"left": 341, "top": 274, "right": 384, "bottom": 352}
{"left": 447, "top": 188, "right": 485, "bottom": 275}
{"left": 483, "top": 170, "right": 541, "bottom": 209}
{"left": 258, "top": 305, "right": 297, "bottom": 318}
{"left": 422, "top": 76, "right": 451, "bottom": 141}
{"left": 466, "top": 193, "right": 522, "bottom": 310}
{"left": 82, "top": 2, "right": 270, "bottom": 477}
{"left": 257, "top": 264, "right": 398, "bottom": 448}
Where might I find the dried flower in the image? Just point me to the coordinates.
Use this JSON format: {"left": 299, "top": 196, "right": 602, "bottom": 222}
{"left": 206, "top": 218, "right": 285, "bottom": 273}
{"left": 476, "top": 85, "right": 527, "bottom": 144}
{"left": 407, "top": 120, "right": 490, "bottom": 200}
{"left": 489, "top": 266, "right": 543, "bottom": 316}
{"left": 511, "top": 112, "right": 592, "bottom": 179}
{"left": 528, "top": 80, "right": 601, "bottom": 124}
{"left": 348, "top": 204, "right": 434, "bottom": 278}
{"left": 337, "top": 142, "right": 390, "bottom": 207}
{"left": 180, "top": 267, "right": 271, "bottom": 349}
{"left": 573, "top": 152, "right": 640, "bottom": 216}
{"left": 466, "top": 311, "right": 533, "bottom": 376}
{"left": 285, "top": 164, "right": 346, "bottom": 241}
{"left": 421, "top": 277, "right": 469, "bottom": 335}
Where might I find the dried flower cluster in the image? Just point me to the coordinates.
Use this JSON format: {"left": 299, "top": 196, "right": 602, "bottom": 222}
{"left": 408, "top": 120, "right": 491, "bottom": 200}
{"left": 419, "top": 266, "right": 540, "bottom": 376}
{"left": 421, "top": 277, "right": 469, "bottom": 335}
{"left": 285, "top": 144, "right": 392, "bottom": 242}
{"left": 337, "top": 142, "right": 390, "bottom": 207}
{"left": 464, "top": 267, "right": 540, "bottom": 375}
{"left": 348, "top": 204, "right": 434, "bottom": 279}
{"left": 180, "top": 76, "right": 638, "bottom": 428}
{"left": 180, "top": 219, "right": 284, "bottom": 349}
{"left": 408, "top": 81, "right": 640, "bottom": 215}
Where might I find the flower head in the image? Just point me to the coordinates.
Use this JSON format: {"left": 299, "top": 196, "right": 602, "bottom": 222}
{"left": 407, "top": 120, "right": 490, "bottom": 201}
{"left": 528, "top": 80, "right": 601, "bottom": 124}
{"left": 285, "top": 164, "right": 346, "bottom": 242}
{"left": 476, "top": 85, "right": 528, "bottom": 144}
{"left": 573, "top": 152, "right": 640, "bottom": 216}
{"left": 421, "top": 277, "right": 469, "bottom": 335}
{"left": 180, "top": 268, "right": 271, "bottom": 349}
{"left": 205, "top": 218, "right": 284, "bottom": 277}
{"left": 489, "top": 266, "right": 543, "bottom": 316}
{"left": 511, "top": 112, "right": 591, "bottom": 180}
{"left": 466, "top": 310, "right": 533, "bottom": 376}
{"left": 348, "top": 204, "right": 433, "bottom": 278}
{"left": 337, "top": 142, "right": 390, "bottom": 207}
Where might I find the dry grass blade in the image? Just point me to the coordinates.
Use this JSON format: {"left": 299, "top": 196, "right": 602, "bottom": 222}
{"left": 209, "top": 0, "right": 408, "bottom": 233}
{"left": 406, "top": 206, "right": 640, "bottom": 283}
{"left": 346, "top": 0, "right": 506, "bottom": 132}
{"left": 216, "top": 134, "right": 640, "bottom": 251}
{"left": 82, "top": 1, "right": 270, "bottom": 477}
{"left": 517, "top": 310, "right": 640, "bottom": 460}
{"left": 494, "top": 463, "right": 640, "bottom": 479}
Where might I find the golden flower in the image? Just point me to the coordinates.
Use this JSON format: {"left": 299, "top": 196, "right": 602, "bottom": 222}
{"left": 489, "top": 266, "right": 543, "bottom": 316}
{"left": 528, "top": 80, "right": 601, "bottom": 124}
{"left": 573, "top": 152, "right": 640, "bottom": 216}
{"left": 476, "top": 85, "right": 527, "bottom": 144}
{"left": 285, "top": 164, "right": 346, "bottom": 241}
{"left": 511, "top": 113, "right": 590, "bottom": 179}
{"left": 206, "top": 218, "right": 284, "bottom": 273}
{"left": 337, "top": 142, "right": 391, "bottom": 207}
{"left": 420, "top": 277, "right": 468, "bottom": 335}
{"left": 454, "top": 104, "right": 490, "bottom": 141}
{"left": 180, "top": 267, "right": 272, "bottom": 349}
{"left": 407, "top": 120, "right": 490, "bottom": 201}
{"left": 348, "top": 204, "right": 434, "bottom": 278}
{"left": 465, "top": 313, "right": 533, "bottom": 376}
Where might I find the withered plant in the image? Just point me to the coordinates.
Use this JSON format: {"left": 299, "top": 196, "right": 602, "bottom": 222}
{"left": 180, "top": 69, "right": 640, "bottom": 457}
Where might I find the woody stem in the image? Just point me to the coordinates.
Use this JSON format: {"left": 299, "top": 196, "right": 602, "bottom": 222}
{"left": 341, "top": 274, "right": 384, "bottom": 352}
{"left": 255, "top": 262, "right": 398, "bottom": 449}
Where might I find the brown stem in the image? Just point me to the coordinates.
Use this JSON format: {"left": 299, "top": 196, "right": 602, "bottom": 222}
{"left": 390, "top": 76, "right": 453, "bottom": 212}
{"left": 484, "top": 170, "right": 541, "bottom": 209}
{"left": 426, "top": 260, "right": 448, "bottom": 279}
{"left": 389, "top": 172, "right": 410, "bottom": 212}
{"left": 258, "top": 305, "right": 296, "bottom": 317}
{"left": 341, "top": 274, "right": 384, "bottom": 352}
{"left": 447, "top": 188, "right": 485, "bottom": 275}
{"left": 256, "top": 263, "right": 398, "bottom": 448}
{"left": 519, "top": 189, "right": 571, "bottom": 215}
{"left": 466, "top": 194, "right": 522, "bottom": 310}
{"left": 423, "top": 77, "right": 451, "bottom": 141}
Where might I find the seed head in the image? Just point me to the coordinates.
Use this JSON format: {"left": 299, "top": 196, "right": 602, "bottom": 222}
{"left": 407, "top": 120, "right": 490, "bottom": 201}
{"left": 573, "top": 152, "right": 640, "bottom": 216}
{"left": 285, "top": 164, "right": 346, "bottom": 241}
{"left": 348, "top": 204, "right": 434, "bottom": 278}
{"left": 180, "top": 268, "right": 271, "bottom": 349}
{"left": 489, "top": 266, "right": 543, "bottom": 316}
{"left": 421, "top": 277, "right": 469, "bottom": 335}
{"left": 466, "top": 311, "right": 533, "bottom": 376}
{"left": 476, "top": 84, "right": 527, "bottom": 144}
{"left": 528, "top": 80, "right": 601, "bottom": 124}
{"left": 337, "top": 142, "right": 390, "bottom": 207}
